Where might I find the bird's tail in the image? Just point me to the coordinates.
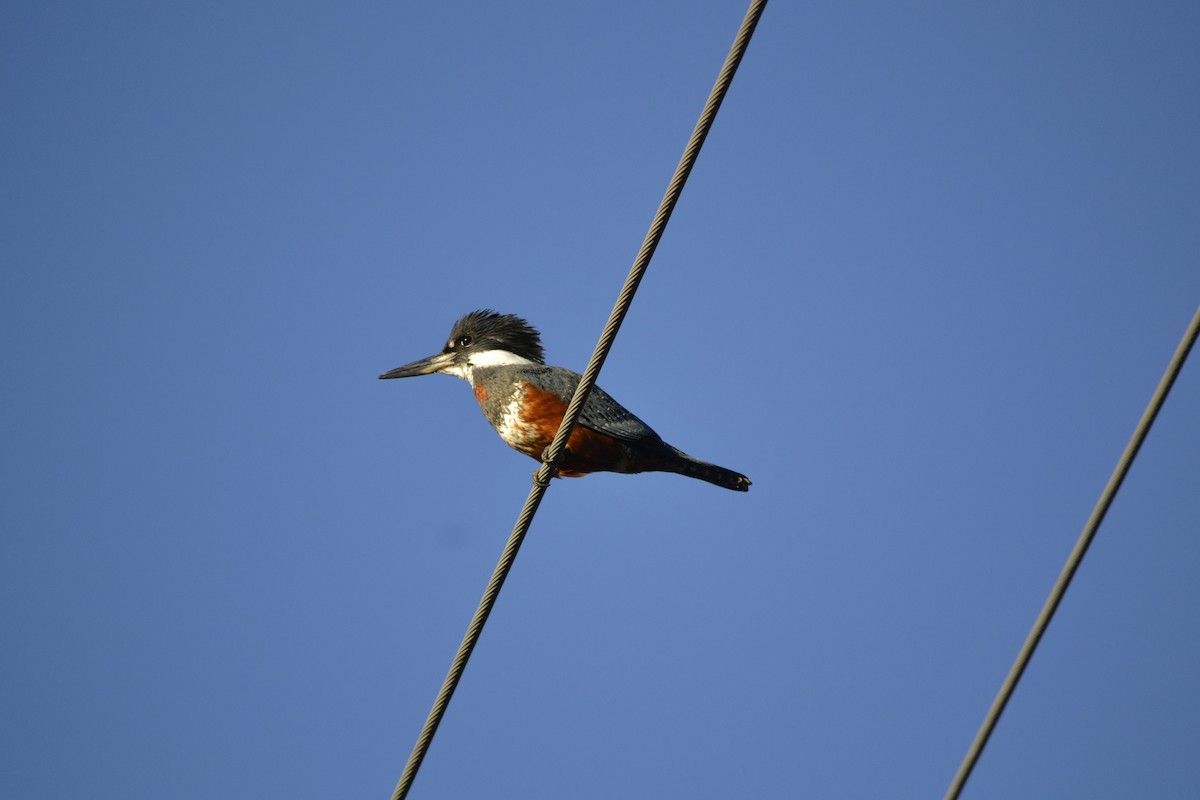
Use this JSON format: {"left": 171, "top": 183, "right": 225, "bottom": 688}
{"left": 663, "top": 447, "right": 751, "bottom": 492}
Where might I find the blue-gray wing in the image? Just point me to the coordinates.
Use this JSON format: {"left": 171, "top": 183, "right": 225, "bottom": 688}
{"left": 518, "top": 366, "right": 662, "bottom": 445}
{"left": 580, "top": 383, "right": 662, "bottom": 444}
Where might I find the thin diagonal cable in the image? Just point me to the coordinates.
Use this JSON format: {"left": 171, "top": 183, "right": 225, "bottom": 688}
{"left": 946, "top": 303, "right": 1200, "bottom": 800}
{"left": 390, "top": 3, "right": 767, "bottom": 798}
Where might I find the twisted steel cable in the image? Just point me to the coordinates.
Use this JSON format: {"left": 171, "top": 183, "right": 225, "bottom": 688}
{"left": 390, "top": 2, "right": 768, "bottom": 797}
{"left": 946, "top": 303, "right": 1200, "bottom": 799}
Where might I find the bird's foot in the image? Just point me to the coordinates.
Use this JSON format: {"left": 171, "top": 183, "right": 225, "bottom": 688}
{"left": 532, "top": 466, "right": 553, "bottom": 488}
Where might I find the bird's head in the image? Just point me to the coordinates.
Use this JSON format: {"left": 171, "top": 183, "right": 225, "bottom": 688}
{"left": 379, "top": 310, "right": 545, "bottom": 383}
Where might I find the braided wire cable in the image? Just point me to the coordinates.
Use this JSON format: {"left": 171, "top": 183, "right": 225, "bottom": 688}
{"left": 390, "top": 3, "right": 768, "bottom": 797}
{"left": 946, "top": 303, "right": 1200, "bottom": 799}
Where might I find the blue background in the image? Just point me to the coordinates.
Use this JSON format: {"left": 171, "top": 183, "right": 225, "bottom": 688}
{"left": 3, "top": 2, "right": 1199, "bottom": 798}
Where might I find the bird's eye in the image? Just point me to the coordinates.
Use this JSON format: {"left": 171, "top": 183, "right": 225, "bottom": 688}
{"left": 456, "top": 335, "right": 473, "bottom": 348}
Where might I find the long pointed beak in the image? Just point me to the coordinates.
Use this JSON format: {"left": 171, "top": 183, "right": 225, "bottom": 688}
{"left": 378, "top": 351, "right": 453, "bottom": 379}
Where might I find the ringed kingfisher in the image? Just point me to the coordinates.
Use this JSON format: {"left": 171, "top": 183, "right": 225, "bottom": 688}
{"left": 379, "top": 310, "right": 751, "bottom": 491}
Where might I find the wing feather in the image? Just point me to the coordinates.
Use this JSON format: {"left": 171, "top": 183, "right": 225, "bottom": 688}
{"left": 517, "top": 367, "right": 661, "bottom": 445}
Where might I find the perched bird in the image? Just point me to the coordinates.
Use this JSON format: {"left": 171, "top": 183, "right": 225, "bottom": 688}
{"left": 379, "top": 310, "right": 751, "bottom": 491}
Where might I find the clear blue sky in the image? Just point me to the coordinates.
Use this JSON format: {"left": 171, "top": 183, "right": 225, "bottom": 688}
{"left": 3, "top": 2, "right": 1199, "bottom": 798}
